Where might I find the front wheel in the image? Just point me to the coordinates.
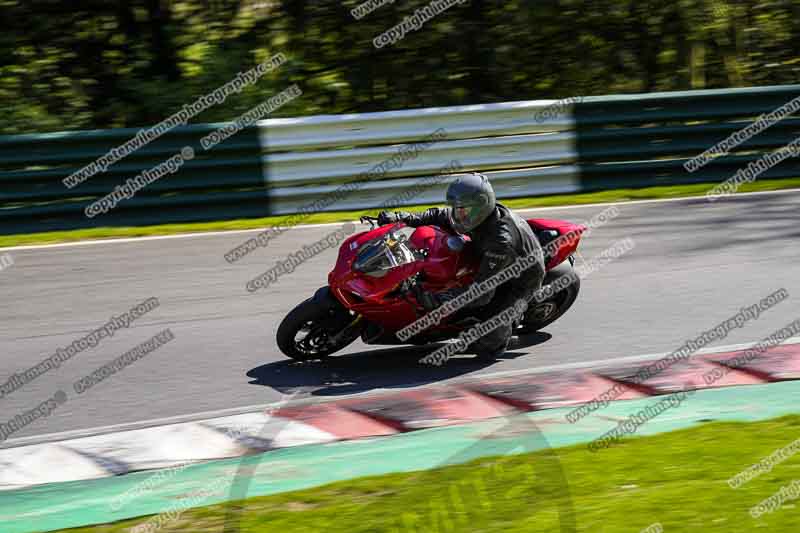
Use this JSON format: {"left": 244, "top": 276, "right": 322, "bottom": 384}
{"left": 276, "top": 287, "right": 361, "bottom": 361}
{"left": 518, "top": 261, "right": 580, "bottom": 333}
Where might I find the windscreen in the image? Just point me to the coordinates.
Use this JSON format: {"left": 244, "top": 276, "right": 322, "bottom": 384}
{"left": 353, "top": 227, "right": 417, "bottom": 277}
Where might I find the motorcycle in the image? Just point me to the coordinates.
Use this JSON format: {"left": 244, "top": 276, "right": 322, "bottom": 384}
{"left": 276, "top": 215, "right": 586, "bottom": 361}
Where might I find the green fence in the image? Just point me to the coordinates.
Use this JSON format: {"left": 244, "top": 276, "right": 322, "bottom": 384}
{"left": 1, "top": 84, "right": 799, "bottom": 235}
{"left": 575, "top": 84, "right": 800, "bottom": 190}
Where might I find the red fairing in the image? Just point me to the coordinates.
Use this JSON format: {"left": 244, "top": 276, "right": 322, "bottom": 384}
{"left": 327, "top": 224, "right": 477, "bottom": 330}
{"left": 527, "top": 218, "right": 587, "bottom": 269}
{"left": 408, "top": 225, "right": 476, "bottom": 285}
{"left": 325, "top": 218, "right": 584, "bottom": 334}
{"left": 327, "top": 223, "right": 393, "bottom": 286}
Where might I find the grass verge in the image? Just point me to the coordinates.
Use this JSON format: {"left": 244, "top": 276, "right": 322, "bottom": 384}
{"left": 3, "top": 178, "right": 800, "bottom": 249}
{"left": 58, "top": 414, "right": 800, "bottom": 532}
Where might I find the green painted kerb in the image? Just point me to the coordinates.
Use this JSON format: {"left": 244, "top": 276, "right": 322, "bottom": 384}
{"left": 1, "top": 380, "right": 799, "bottom": 533}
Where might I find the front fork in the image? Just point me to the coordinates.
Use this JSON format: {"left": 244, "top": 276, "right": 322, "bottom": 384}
{"left": 329, "top": 314, "right": 364, "bottom": 345}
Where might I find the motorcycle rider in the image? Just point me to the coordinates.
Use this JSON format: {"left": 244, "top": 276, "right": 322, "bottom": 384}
{"left": 377, "top": 172, "right": 545, "bottom": 359}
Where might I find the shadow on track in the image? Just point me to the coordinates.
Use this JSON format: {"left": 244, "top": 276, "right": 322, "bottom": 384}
{"left": 246, "top": 331, "right": 552, "bottom": 397}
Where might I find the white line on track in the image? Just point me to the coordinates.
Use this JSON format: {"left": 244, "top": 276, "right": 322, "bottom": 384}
{"left": 2, "top": 187, "right": 798, "bottom": 252}
{"left": 6, "top": 336, "right": 797, "bottom": 449}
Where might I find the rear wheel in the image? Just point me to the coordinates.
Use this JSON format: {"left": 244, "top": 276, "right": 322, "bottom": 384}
{"left": 277, "top": 288, "right": 361, "bottom": 361}
{"left": 518, "top": 261, "right": 580, "bottom": 333}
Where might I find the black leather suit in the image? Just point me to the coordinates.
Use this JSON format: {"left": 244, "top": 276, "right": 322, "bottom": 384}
{"left": 399, "top": 202, "right": 545, "bottom": 355}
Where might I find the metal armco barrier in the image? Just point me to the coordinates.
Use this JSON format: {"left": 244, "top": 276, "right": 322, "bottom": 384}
{"left": 1, "top": 84, "right": 799, "bottom": 234}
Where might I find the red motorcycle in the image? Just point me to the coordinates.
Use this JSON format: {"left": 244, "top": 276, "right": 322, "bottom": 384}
{"left": 277, "top": 216, "right": 586, "bottom": 361}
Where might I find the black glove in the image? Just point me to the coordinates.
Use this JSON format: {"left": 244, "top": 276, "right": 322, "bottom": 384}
{"left": 377, "top": 211, "right": 396, "bottom": 226}
{"left": 377, "top": 211, "right": 412, "bottom": 226}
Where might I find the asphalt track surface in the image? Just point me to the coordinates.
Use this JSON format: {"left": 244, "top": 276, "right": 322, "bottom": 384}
{"left": 1, "top": 190, "right": 799, "bottom": 441}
